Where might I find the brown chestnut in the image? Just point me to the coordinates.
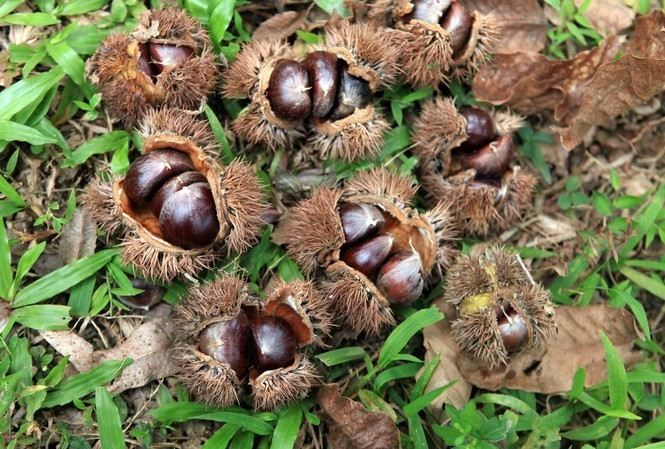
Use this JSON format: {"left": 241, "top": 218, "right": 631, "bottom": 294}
{"left": 327, "top": 62, "right": 372, "bottom": 121}
{"left": 459, "top": 108, "right": 495, "bottom": 151}
{"left": 124, "top": 149, "right": 194, "bottom": 206}
{"left": 120, "top": 277, "right": 165, "bottom": 309}
{"left": 267, "top": 59, "right": 311, "bottom": 121}
{"left": 158, "top": 182, "right": 219, "bottom": 249}
{"left": 138, "top": 42, "right": 155, "bottom": 79}
{"left": 339, "top": 202, "right": 385, "bottom": 247}
{"left": 440, "top": 1, "right": 473, "bottom": 57}
{"left": 251, "top": 315, "right": 297, "bottom": 373}
{"left": 150, "top": 171, "right": 207, "bottom": 217}
{"left": 341, "top": 233, "right": 394, "bottom": 278}
{"left": 461, "top": 134, "right": 513, "bottom": 178}
{"left": 199, "top": 310, "right": 254, "bottom": 376}
{"left": 149, "top": 43, "right": 195, "bottom": 75}
{"left": 304, "top": 51, "right": 339, "bottom": 119}
{"left": 496, "top": 304, "right": 529, "bottom": 352}
{"left": 409, "top": 0, "right": 452, "bottom": 24}
{"left": 376, "top": 251, "right": 424, "bottom": 305}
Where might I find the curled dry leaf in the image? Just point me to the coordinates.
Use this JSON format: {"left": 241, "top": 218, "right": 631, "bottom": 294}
{"left": 59, "top": 207, "right": 98, "bottom": 265}
{"left": 41, "top": 309, "right": 177, "bottom": 394}
{"left": 316, "top": 384, "right": 400, "bottom": 449}
{"left": 253, "top": 10, "right": 309, "bottom": 42}
{"left": 466, "top": 0, "right": 548, "bottom": 53}
{"left": 423, "top": 296, "right": 641, "bottom": 410}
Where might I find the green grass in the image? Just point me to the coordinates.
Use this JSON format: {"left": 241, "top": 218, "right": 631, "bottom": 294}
{"left": 1, "top": 0, "right": 664, "bottom": 448}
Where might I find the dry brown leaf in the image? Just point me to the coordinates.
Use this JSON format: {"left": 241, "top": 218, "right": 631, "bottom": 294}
{"left": 59, "top": 207, "right": 98, "bottom": 265}
{"left": 253, "top": 10, "right": 309, "bottom": 42}
{"left": 42, "top": 312, "right": 177, "bottom": 394}
{"left": 466, "top": 0, "right": 548, "bottom": 53}
{"left": 317, "top": 384, "right": 400, "bottom": 449}
{"left": 575, "top": 0, "right": 635, "bottom": 36}
{"left": 420, "top": 301, "right": 472, "bottom": 420}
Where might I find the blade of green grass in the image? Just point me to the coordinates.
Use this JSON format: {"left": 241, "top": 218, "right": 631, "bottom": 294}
{"left": 269, "top": 404, "right": 302, "bottom": 449}
{"left": 95, "top": 387, "right": 125, "bottom": 449}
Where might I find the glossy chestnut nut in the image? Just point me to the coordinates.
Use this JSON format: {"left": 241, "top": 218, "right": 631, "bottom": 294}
{"left": 409, "top": 0, "right": 452, "bottom": 23}
{"left": 304, "top": 51, "right": 339, "bottom": 119}
{"left": 151, "top": 171, "right": 207, "bottom": 217}
{"left": 462, "top": 134, "right": 513, "bottom": 178}
{"left": 376, "top": 251, "right": 424, "bottom": 306}
{"left": 341, "top": 233, "right": 394, "bottom": 278}
{"left": 459, "top": 108, "right": 495, "bottom": 151}
{"left": 158, "top": 182, "right": 219, "bottom": 249}
{"left": 149, "top": 43, "right": 194, "bottom": 74}
{"left": 327, "top": 62, "right": 372, "bottom": 121}
{"left": 339, "top": 202, "right": 385, "bottom": 247}
{"left": 251, "top": 315, "right": 297, "bottom": 373}
{"left": 440, "top": 1, "right": 474, "bottom": 57}
{"left": 124, "top": 149, "right": 194, "bottom": 206}
{"left": 199, "top": 310, "right": 254, "bottom": 376}
{"left": 496, "top": 304, "right": 529, "bottom": 352}
{"left": 267, "top": 59, "right": 311, "bottom": 121}
{"left": 120, "top": 278, "right": 165, "bottom": 309}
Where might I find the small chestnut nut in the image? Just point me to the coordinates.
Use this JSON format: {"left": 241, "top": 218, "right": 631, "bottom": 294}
{"left": 495, "top": 304, "right": 529, "bottom": 353}
{"left": 268, "top": 59, "right": 311, "bottom": 121}
{"left": 339, "top": 202, "right": 385, "bottom": 247}
{"left": 251, "top": 315, "right": 297, "bottom": 373}
{"left": 327, "top": 62, "right": 372, "bottom": 121}
{"left": 459, "top": 108, "right": 495, "bottom": 151}
{"left": 119, "top": 278, "right": 165, "bottom": 310}
{"left": 440, "top": 1, "right": 474, "bottom": 57}
{"left": 123, "top": 149, "right": 194, "bottom": 206}
{"left": 409, "top": 0, "right": 452, "bottom": 23}
{"left": 199, "top": 310, "right": 254, "bottom": 376}
{"left": 461, "top": 134, "right": 513, "bottom": 179}
{"left": 341, "top": 233, "right": 394, "bottom": 278}
{"left": 304, "top": 51, "right": 339, "bottom": 118}
{"left": 149, "top": 43, "right": 195, "bottom": 75}
{"left": 376, "top": 251, "right": 425, "bottom": 306}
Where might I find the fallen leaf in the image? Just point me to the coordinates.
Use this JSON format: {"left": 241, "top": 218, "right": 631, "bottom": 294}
{"left": 420, "top": 301, "right": 473, "bottom": 420}
{"left": 466, "top": 0, "right": 548, "bottom": 53}
{"left": 59, "top": 207, "right": 98, "bottom": 265}
{"left": 253, "top": 10, "right": 309, "bottom": 42}
{"left": 316, "top": 384, "right": 400, "bottom": 449}
{"left": 42, "top": 310, "right": 177, "bottom": 393}
{"left": 575, "top": 0, "right": 635, "bottom": 37}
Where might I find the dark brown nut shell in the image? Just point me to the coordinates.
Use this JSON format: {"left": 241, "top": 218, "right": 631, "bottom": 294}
{"left": 459, "top": 107, "right": 495, "bottom": 151}
{"left": 496, "top": 305, "right": 529, "bottom": 353}
{"left": 251, "top": 315, "right": 297, "bottom": 373}
{"left": 304, "top": 51, "right": 339, "bottom": 119}
{"left": 150, "top": 171, "right": 207, "bottom": 217}
{"left": 440, "top": 1, "right": 474, "bottom": 58}
{"left": 120, "top": 277, "right": 165, "bottom": 309}
{"left": 327, "top": 63, "right": 372, "bottom": 121}
{"left": 341, "top": 233, "right": 394, "bottom": 278}
{"left": 149, "top": 43, "right": 194, "bottom": 74}
{"left": 124, "top": 149, "right": 194, "bottom": 206}
{"left": 339, "top": 202, "right": 385, "bottom": 247}
{"left": 461, "top": 134, "right": 513, "bottom": 178}
{"left": 198, "top": 310, "right": 253, "bottom": 376}
{"left": 158, "top": 182, "right": 219, "bottom": 249}
{"left": 267, "top": 59, "right": 311, "bottom": 121}
{"left": 376, "top": 250, "right": 425, "bottom": 306}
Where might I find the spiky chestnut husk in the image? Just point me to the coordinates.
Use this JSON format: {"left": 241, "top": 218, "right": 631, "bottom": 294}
{"left": 367, "top": 0, "right": 498, "bottom": 88}
{"left": 83, "top": 109, "right": 267, "bottom": 282}
{"left": 88, "top": 8, "right": 218, "bottom": 126}
{"left": 222, "top": 23, "right": 399, "bottom": 162}
{"left": 276, "top": 168, "right": 457, "bottom": 335}
{"left": 173, "top": 274, "right": 330, "bottom": 410}
{"left": 444, "top": 246, "right": 556, "bottom": 369}
{"left": 413, "top": 99, "right": 535, "bottom": 236}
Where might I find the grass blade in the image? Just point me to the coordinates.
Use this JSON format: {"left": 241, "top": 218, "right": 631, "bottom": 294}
{"left": 95, "top": 387, "right": 125, "bottom": 449}
{"left": 269, "top": 404, "right": 302, "bottom": 449}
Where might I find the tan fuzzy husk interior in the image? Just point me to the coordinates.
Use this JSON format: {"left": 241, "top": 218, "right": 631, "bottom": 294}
{"left": 263, "top": 282, "right": 316, "bottom": 347}
{"left": 113, "top": 135, "right": 229, "bottom": 254}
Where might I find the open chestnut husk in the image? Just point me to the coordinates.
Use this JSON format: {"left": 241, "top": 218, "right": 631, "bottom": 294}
{"left": 445, "top": 246, "right": 556, "bottom": 369}
{"left": 367, "top": 0, "right": 497, "bottom": 88}
{"left": 173, "top": 274, "right": 331, "bottom": 410}
{"left": 88, "top": 8, "right": 219, "bottom": 126}
{"left": 83, "top": 109, "right": 267, "bottom": 282}
{"left": 222, "top": 22, "right": 399, "bottom": 163}
{"left": 275, "top": 168, "right": 457, "bottom": 335}
{"left": 413, "top": 98, "right": 537, "bottom": 236}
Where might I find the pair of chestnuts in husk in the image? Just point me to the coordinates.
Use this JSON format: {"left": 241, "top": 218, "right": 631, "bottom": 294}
{"left": 367, "top": 0, "right": 497, "bottom": 87}
{"left": 444, "top": 246, "right": 556, "bottom": 368}
{"left": 222, "top": 22, "right": 400, "bottom": 162}
{"left": 88, "top": 8, "right": 218, "bottom": 126}
{"left": 276, "top": 168, "right": 457, "bottom": 335}
{"left": 174, "top": 275, "right": 330, "bottom": 410}
{"left": 413, "top": 98, "right": 536, "bottom": 236}
{"left": 83, "top": 109, "right": 267, "bottom": 282}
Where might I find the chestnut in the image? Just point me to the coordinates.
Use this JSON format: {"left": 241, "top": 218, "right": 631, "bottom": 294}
{"left": 496, "top": 304, "right": 529, "bottom": 353}
{"left": 158, "top": 182, "right": 219, "bottom": 249}
{"left": 339, "top": 202, "right": 385, "bottom": 247}
{"left": 267, "top": 59, "right": 311, "bottom": 121}
{"left": 138, "top": 42, "right": 154, "bottom": 79}
{"left": 123, "top": 149, "right": 194, "bottom": 206}
{"left": 409, "top": 0, "right": 452, "bottom": 23}
{"left": 440, "top": 2, "right": 474, "bottom": 57}
{"left": 199, "top": 310, "right": 254, "bottom": 376}
{"left": 119, "top": 277, "right": 165, "bottom": 310}
{"left": 304, "top": 51, "right": 339, "bottom": 118}
{"left": 251, "top": 315, "right": 297, "bottom": 373}
{"left": 461, "top": 134, "right": 513, "bottom": 178}
{"left": 341, "top": 233, "right": 394, "bottom": 278}
{"left": 327, "top": 62, "right": 372, "bottom": 121}
{"left": 150, "top": 171, "right": 207, "bottom": 217}
{"left": 149, "top": 43, "right": 194, "bottom": 75}
{"left": 459, "top": 108, "right": 495, "bottom": 151}
{"left": 376, "top": 251, "right": 424, "bottom": 306}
